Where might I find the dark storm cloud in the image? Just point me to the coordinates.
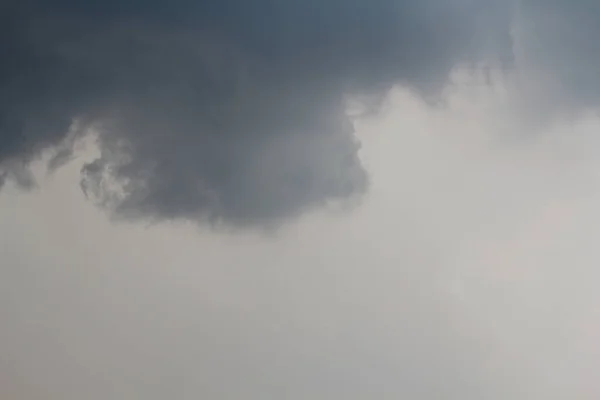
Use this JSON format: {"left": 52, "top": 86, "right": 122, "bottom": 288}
{"left": 0, "top": 0, "right": 512, "bottom": 227}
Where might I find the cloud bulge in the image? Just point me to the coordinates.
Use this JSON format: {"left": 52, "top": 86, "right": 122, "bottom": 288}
{"left": 2, "top": 0, "right": 600, "bottom": 228}
{"left": 0, "top": 0, "right": 513, "bottom": 227}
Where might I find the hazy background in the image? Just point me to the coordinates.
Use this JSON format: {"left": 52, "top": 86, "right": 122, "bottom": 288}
{"left": 2, "top": 67, "right": 600, "bottom": 398}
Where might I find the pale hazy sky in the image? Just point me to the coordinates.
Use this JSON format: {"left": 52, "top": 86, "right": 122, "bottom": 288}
{"left": 3, "top": 1, "right": 600, "bottom": 399}
{"left": 3, "top": 77, "right": 600, "bottom": 398}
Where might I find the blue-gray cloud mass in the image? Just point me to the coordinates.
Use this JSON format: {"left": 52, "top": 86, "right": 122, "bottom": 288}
{"left": 2, "top": 0, "right": 593, "bottom": 227}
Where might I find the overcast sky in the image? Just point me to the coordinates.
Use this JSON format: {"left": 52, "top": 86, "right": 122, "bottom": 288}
{"left": 2, "top": 1, "right": 600, "bottom": 399}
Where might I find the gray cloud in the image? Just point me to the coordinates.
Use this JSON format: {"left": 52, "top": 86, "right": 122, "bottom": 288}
{"left": 518, "top": 1, "right": 600, "bottom": 104}
{"left": 0, "top": 0, "right": 512, "bottom": 227}
{"left": 504, "top": 1, "right": 600, "bottom": 126}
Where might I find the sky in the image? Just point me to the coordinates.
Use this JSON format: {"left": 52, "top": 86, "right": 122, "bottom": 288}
{"left": 2, "top": 1, "right": 600, "bottom": 399}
